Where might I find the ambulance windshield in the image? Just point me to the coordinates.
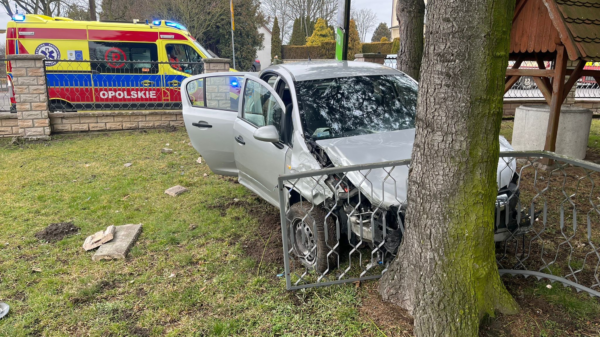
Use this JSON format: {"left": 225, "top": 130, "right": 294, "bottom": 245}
{"left": 193, "top": 41, "right": 214, "bottom": 59}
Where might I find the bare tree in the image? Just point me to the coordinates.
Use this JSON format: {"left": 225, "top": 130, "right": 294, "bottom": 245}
{"left": 88, "top": 0, "right": 95, "bottom": 20}
{"left": 261, "top": 0, "right": 293, "bottom": 43}
{"left": 351, "top": 8, "right": 376, "bottom": 42}
{"left": 287, "top": 0, "right": 337, "bottom": 26}
{"left": 1, "top": 0, "right": 66, "bottom": 16}
{"left": 379, "top": 0, "right": 518, "bottom": 335}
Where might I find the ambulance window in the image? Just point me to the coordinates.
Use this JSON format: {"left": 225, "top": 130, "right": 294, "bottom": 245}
{"left": 186, "top": 79, "right": 205, "bottom": 107}
{"left": 166, "top": 44, "right": 203, "bottom": 75}
{"left": 204, "top": 76, "right": 243, "bottom": 111}
{"left": 89, "top": 42, "right": 159, "bottom": 74}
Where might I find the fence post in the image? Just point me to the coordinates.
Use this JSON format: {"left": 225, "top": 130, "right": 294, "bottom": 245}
{"left": 202, "top": 58, "right": 231, "bottom": 73}
{"left": 7, "top": 54, "right": 50, "bottom": 140}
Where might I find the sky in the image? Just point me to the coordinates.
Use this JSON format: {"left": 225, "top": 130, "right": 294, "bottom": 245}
{"left": 352, "top": 0, "right": 394, "bottom": 38}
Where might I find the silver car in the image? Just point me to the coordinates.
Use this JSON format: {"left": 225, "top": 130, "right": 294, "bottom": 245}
{"left": 182, "top": 61, "right": 527, "bottom": 272}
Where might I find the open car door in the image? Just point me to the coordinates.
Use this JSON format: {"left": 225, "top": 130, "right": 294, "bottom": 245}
{"left": 181, "top": 72, "right": 247, "bottom": 176}
{"left": 233, "top": 75, "right": 290, "bottom": 207}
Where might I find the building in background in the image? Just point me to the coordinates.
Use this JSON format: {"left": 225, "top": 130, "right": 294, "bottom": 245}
{"left": 257, "top": 25, "right": 272, "bottom": 68}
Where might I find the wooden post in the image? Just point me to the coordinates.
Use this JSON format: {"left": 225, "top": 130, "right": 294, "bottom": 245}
{"left": 544, "top": 45, "right": 567, "bottom": 153}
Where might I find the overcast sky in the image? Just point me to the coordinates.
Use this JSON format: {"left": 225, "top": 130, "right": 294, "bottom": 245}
{"left": 353, "top": 0, "right": 394, "bottom": 25}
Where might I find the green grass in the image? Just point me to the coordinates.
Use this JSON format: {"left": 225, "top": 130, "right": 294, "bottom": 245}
{"left": 0, "top": 129, "right": 598, "bottom": 336}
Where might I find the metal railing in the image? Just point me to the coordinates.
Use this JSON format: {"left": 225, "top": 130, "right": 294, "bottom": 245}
{"left": 44, "top": 60, "right": 203, "bottom": 112}
{"left": 505, "top": 61, "right": 600, "bottom": 100}
{"left": 384, "top": 56, "right": 397, "bottom": 69}
{"left": 0, "top": 59, "right": 13, "bottom": 113}
{"left": 278, "top": 151, "right": 600, "bottom": 297}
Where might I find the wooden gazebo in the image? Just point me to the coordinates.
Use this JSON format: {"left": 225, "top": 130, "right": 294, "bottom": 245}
{"left": 505, "top": 0, "right": 600, "bottom": 152}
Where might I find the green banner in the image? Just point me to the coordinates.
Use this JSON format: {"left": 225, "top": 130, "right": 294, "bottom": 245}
{"left": 335, "top": 27, "right": 345, "bottom": 61}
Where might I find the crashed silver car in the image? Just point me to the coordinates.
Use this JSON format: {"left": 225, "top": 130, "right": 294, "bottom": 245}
{"left": 182, "top": 61, "right": 527, "bottom": 271}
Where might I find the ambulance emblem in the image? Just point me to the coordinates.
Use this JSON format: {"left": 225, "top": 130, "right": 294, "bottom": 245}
{"left": 35, "top": 43, "right": 61, "bottom": 66}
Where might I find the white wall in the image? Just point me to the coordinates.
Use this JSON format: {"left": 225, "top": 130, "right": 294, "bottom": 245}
{"left": 257, "top": 26, "right": 272, "bottom": 69}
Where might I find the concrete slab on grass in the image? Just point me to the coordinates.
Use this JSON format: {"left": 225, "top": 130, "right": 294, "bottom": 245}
{"left": 92, "top": 224, "right": 142, "bottom": 261}
{"left": 165, "top": 185, "right": 188, "bottom": 197}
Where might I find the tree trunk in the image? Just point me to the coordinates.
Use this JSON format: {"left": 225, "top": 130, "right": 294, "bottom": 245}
{"left": 396, "top": 0, "right": 424, "bottom": 81}
{"left": 379, "top": 0, "right": 519, "bottom": 335}
{"left": 89, "top": 0, "right": 96, "bottom": 21}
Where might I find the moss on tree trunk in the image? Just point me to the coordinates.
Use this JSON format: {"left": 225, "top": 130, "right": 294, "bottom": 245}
{"left": 379, "top": 0, "right": 519, "bottom": 335}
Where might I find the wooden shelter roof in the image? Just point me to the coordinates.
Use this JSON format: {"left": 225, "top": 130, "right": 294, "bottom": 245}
{"left": 510, "top": 0, "right": 600, "bottom": 61}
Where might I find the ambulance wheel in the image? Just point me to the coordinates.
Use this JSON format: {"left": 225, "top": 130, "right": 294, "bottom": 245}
{"left": 49, "top": 100, "right": 75, "bottom": 112}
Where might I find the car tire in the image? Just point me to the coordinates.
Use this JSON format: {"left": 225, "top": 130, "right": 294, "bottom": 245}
{"left": 287, "top": 203, "right": 338, "bottom": 274}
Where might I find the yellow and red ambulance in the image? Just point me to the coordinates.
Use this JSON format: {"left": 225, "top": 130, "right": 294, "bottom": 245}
{"left": 6, "top": 14, "right": 217, "bottom": 111}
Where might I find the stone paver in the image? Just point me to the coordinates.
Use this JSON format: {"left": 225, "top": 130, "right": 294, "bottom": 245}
{"left": 92, "top": 224, "right": 142, "bottom": 261}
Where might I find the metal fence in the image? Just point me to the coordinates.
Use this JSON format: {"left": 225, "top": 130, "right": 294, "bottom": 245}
{"left": 278, "top": 151, "right": 600, "bottom": 297}
{"left": 505, "top": 60, "right": 600, "bottom": 100}
{"left": 44, "top": 60, "right": 203, "bottom": 112}
{"left": 384, "top": 56, "right": 396, "bottom": 69}
{"left": 0, "top": 59, "right": 13, "bottom": 113}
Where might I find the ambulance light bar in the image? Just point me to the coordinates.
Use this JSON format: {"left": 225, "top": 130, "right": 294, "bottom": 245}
{"left": 165, "top": 21, "right": 187, "bottom": 31}
{"left": 13, "top": 14, "right": 26, "bottom": 21}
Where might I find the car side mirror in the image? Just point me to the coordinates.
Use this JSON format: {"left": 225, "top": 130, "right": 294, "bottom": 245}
{"left": 253, "top": 125, "right": 280, "bottom": 143}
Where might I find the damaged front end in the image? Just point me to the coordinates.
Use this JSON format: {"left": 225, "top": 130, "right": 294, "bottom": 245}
{"left": 287, "top": 133, "right": 532, "bottom": 260}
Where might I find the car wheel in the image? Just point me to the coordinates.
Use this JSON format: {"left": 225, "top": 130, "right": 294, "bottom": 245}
{"left": 287, "top": 203, "right": 338, "bottom": 274}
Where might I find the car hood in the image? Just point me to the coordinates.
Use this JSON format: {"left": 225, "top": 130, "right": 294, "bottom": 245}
{"left": 315, "top": 130, "right": 515, "bottom": 208}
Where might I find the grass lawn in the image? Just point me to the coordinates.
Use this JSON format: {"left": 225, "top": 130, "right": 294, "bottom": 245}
{"left": 0, "top": 128, "right": 598, "bottom": 336}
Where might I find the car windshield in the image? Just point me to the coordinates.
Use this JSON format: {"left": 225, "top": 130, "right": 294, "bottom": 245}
{"left": 296, "top": 75, "right": 418, "bottom": 140}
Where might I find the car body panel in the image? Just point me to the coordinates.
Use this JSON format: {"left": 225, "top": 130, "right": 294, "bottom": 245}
{"left": 181, "top": 72, "right": 248, "bottom": 176}
{"left": 234, "top": 75, "right": 290, "bottom": 207}
{"left": 313, "top": 130, "right": 516, "bottom": 208}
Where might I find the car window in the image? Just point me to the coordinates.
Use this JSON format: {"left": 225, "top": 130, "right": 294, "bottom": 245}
{"left": 242, "top": 79, "right": 283, "bottom": 132}
{"left": 186, "top": 78, "right": 205, "bottom": 107}
{"left": 166, "top": 44, "right": 203, "bottom": 75}
{"left": 89, "top": 41, "right": 159, "bottom": 74}
{"left": 296, "top": 75, "right": 418, "bottom": 140}
{"left": 187, "top": 75, "right": 242, "bottom": 111}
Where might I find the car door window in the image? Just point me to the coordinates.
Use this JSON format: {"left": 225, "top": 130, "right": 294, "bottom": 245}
{"left": 242, "top": 79, "right": 283, "bottom": 133}
{"left": 186, "top": 78, "right": 205, "bottom": 107}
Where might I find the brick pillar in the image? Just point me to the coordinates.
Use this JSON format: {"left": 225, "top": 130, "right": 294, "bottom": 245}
{"left": 354, "top": 53, "right": 387, "bottom": 65}
{"left": 203, "top": 58, "right": 231, "bottom": 73}
{"left": 7, "top": 54, "right": 50, "bottom": 140}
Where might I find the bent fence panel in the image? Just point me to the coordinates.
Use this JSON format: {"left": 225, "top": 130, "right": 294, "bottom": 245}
{"left": 278, "top": 152, "right": 600, "bottom": 297}
{"left": 43, "top": 60, "right": 203, "bottom": 112}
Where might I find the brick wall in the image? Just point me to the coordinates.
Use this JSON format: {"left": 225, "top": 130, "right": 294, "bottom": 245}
{"left": 7, "top": 54, "right": 50, "bottom": 140}
{"left": 0, "top": 114, "right": 19, "bottom": 137}
{"left": 50, "top": 111, "right": 184, "bottom": 133}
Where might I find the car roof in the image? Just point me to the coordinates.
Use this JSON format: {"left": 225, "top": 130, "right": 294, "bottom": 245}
{"left": 265, "top": 60, "right": 405, "bottom": 82}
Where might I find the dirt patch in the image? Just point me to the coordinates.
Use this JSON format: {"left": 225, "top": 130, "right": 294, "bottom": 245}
{"left": 34, "top": 222, "right": 79, "bottom": 242}
{"left": 209, "top": 197, "right": 283, "bottom": 267}
{"left": 359, "top": 282, "right": 414, "bottom": 336}
{"left": 479, "top": 276, "right": 599, "bottom": 336}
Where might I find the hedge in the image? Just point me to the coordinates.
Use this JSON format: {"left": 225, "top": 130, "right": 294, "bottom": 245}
{"left": 282, "top": 40, "right": 336, "bottom": 59}
{"left": 361, "top": 42, "right": 393, "bottom": 55}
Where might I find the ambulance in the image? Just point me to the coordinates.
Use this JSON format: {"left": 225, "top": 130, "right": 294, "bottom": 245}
{"left": 6, "top": 14, "right": 217, "bottom": 112}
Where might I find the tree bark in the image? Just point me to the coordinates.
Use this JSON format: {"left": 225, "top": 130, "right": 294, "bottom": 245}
{"left": 396, "top": 0, "right": 425, "bottom": 81}
{"left": 89, "top": 0, "right": 96, "bottom": 21}
{"left": 379, "top": 0, "right": 519, "bottom": 335}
